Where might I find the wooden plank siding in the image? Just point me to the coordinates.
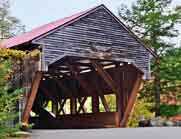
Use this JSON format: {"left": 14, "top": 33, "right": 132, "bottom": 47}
{"left": 34, "top": 7, "right": 151, "bottom": 79}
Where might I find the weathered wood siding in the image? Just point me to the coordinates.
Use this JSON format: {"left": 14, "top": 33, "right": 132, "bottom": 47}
{"left": 11, "top": 57, "right": 39, "bottom": 122}
{"left": 34, "top": 7, "right": 150, "bottom": 79}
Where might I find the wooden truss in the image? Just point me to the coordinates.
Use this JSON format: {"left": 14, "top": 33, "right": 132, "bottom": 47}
{"left": 22, "top": 57, "right": 143, "bottom": 128}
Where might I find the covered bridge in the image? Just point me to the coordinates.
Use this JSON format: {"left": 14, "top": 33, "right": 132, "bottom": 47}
{"left": 1, "top": 4, "right": 156, "bottom": 129}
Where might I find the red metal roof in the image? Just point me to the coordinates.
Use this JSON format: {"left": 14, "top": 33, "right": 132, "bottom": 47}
{"left": 0, "top": 7, "right": 94, "bottom": 48}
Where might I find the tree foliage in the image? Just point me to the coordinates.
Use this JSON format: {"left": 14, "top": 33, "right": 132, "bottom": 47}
{"left": 119, "top": 0, "right": 181, "bottom": 116}
{"left": 0, "top": 59, "right": 23, "bottom": 138}
{"left": 0, "top": 1, "right": 28, "bottom": 137}
{"left": 160, "top": 48, "right": 181, "bottom": 95}
{"left": 0, "top": 48, "right": 40, "bottom": 59}
{"left": 140, "top": 48, "right": 181, "bottom": 100}
{"left": 119, "top": 0, "right": 180, "bottom": 54}
{"left": 128, "top": 99, "right": 154, "bottom": 127}
{"left": 160, "top": 104, "right": 181, "bottom": 117}
{"left": 0, "top": 0, "right": 25, "bottom": 39}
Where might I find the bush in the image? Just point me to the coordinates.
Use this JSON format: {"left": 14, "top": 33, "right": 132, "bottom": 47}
{"left": 0, "top": 59, "right": 23, "bottom": 138}
{"left": 160, "top": 104, "right": 181, "bottom": 117}
{"left": 127, "top": 99, "right": 154, "bottom": 127}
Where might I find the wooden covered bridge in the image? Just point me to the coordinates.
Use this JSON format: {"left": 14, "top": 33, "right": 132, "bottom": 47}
{"left": 1, "top": 4, "right": 156, "bottom": 129}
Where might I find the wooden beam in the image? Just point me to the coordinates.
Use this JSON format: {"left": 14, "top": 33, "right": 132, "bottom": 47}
{"left": 71, "top": 97, "right": 77, "bottom": 114}
{"left": 116, "top": 94, "right": 121, "bottom": 127}
{"left": 54, "top": 79, "right": 74, "bottom": 96}
{"left": 92, "top": 95, "right": 99, "bottom": 113}
{"left": 68, "top": 61, "right": 114, "bottom": 114}
{"left": 120, "top": 72, "right": 143, "bottom": 127}
{"left": 22, "top": 71, "right": 42, "bottom": 123}
{"left": 58, "top": 99, "right": 67, "bottom": 114}
{"left": 39, "top": 85, "right": 55, "bottom": 100}
{"left": 66, "top": 63, "right": 102, "bottom": 114}
{"left": 116, "top": 70, "right": 125, "bottom": 127}
{"left": 77, "top": 97, "right": 87, "bottom": 113}
{"left": 91, "top": 60, "right": 120, "bottom": 94}
{"left": 91, "top": 60, "right": 122, "bottom": 125}
{"left": 67, "top": 61, "right": 123, "bottom": 116}
{"left": 66, "top": 63, "right": 94, "bottom": 96}
{"left": 52, "top": 100, "right": 58, "bottom": 116}
{"left": 75, "top": 77, "right": 93, "bottom": 96}
{"left": 100, "top": 95, "right": 110, "bottom": 112}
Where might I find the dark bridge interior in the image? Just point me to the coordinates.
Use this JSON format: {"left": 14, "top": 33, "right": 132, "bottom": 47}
{"left": 24, "top": 56, "right": 143, "bottom": 129}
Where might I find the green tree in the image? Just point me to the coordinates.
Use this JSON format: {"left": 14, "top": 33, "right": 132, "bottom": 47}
{"left": 0, "top": 0, "right": 25, "bottom": 39}
{"left": 160, "top": 48, "right": 181, "bottom": 95}
{"left": 140, "top": 48, "right": 181, "bottom": 101}
{"left": 119, "top": 0, "right": 181, "bottom": 116}
{"left": 0, "top": 58, "right": 23, "bottom": 138}
{"left": 0, "top": 0, "right": 26, "bottom": 137}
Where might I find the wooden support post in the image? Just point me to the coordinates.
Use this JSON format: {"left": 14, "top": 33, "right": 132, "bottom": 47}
{"left": 116, "top": 93, "right": 121, "bottom": 127}
{"left": 113, "top": 66, "right": 123, "bottom": 127}
{"left": 117, "top": 70, "right": 125, "bottom": 127}
{"left": 71, "top": 97, "right": 77, "bottom": 114}
{"left": 22, "top": 71, "right": 42, "bottom": 123}
{"left": 92, "top": 95, "right": 99, "bottom": 113}
{"left": 52, "top": 100, "right": 58, "bottom": 116}
{"left": 120, "top": 72, "right": 143, "bottom": 127}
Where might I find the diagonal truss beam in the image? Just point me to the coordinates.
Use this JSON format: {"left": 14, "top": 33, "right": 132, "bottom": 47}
{"left": 77, "top": 97, "right": 87, "bottom": 113}
{"left": 100, "top": 95, "right": 110, "bottom": 112}
{"left": 90, "top": 60, "right": 121, "bottom": 95}
{"left": 120, "top": 72, "right": 143, "bottom": 127}
{"left": 22, "top": 71, "right": 42, "bottom": 123}
{"left": 58, "top": 99, "right": 67, "bottom": 114}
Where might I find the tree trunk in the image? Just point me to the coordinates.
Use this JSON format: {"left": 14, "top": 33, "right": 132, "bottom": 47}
{"left": 154, "top": 58, "right": 161, "bottom": 117}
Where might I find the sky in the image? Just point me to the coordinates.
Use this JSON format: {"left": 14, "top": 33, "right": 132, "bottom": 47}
{"left": 9, "top": 0, "right": 181, "bottom": 46}
{"left": 9, "top": 0, "right": 134, "bottom": 30}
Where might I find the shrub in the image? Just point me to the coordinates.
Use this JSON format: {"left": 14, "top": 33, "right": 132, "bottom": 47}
{"left": 0, "top": 59, "right": 23, "bottom": 138}
{"left": 127, "top": 99, "right": 154, "bottom": 127}
{"left": 160, "top": 104, "right": 181, "bottom": 117}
